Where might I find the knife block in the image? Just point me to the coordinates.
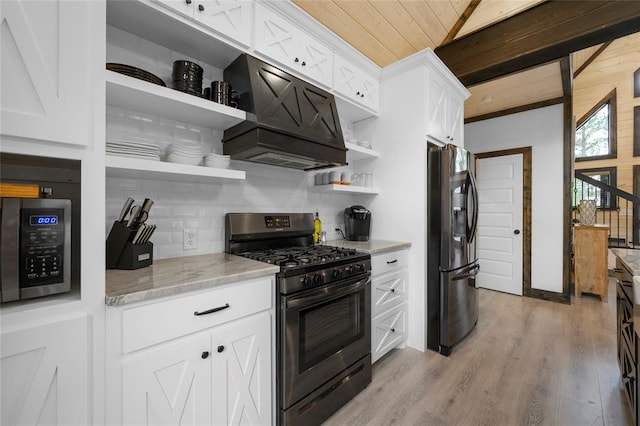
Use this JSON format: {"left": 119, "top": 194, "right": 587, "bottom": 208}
{"left": 106, "top": 221, "right": 153, "bottom": 270}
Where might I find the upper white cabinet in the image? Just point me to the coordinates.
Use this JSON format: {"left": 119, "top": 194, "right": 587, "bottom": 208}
{"left": 426, "top": 67, "right": 464, "bottom": 145}
{"left": 155, "top": 0, "right": 252, "bottom": 47}
{"left": 0, "top": 0, "right": 95, "bottom": 146}
{"left": 254, "top": 4, "right": 333, "bottom": 88}
{"left": 334, "top": 55, "right": 379, "bottom": 112}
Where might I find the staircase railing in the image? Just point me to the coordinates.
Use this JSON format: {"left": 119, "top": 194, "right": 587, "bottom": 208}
{"left": 573, "top": 171, "right": 640, "bottom": 248}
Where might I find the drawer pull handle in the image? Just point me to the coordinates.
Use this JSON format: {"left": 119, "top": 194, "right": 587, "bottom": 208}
{"left": 194, "top": 303, "right": 230, "bottom": 316}
{"left": 217, "top": 345, "right": 225, "bottom": 353}
{"left": 201, "top": 351, "right": 209, "bottom": 359}
{"left": 386, "top": 259, "right": 398, "bottom": 264}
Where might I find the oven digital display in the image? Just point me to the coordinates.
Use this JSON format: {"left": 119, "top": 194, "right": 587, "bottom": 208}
{"left": 265, "top": 215, "right": 290, "bottom": 228}
{"left": 30, "top": 215, "right": 59, "bottom": 226}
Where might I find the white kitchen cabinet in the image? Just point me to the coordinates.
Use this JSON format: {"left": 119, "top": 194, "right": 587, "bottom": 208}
{"left": 370, "top": 248, "right": 408, "bottom": 363}
{"left": 107, "top": 277, "right": 274, "bottom": 426}
{"left": 427, "top": 68, "right": 464, "bottom": 145}
{"left": 0, "top": 0, "right": 94, "bottom": 146}
{"left": 1, "top": 315, "right": 89, "bottom": 425}
{"left": 155, "top": 0, "right": 252, "bottom": 47}
{"left": 254, "top": 4, "right": 333, "bottom": 88}
{"left": 334, "top": 55, "right": 379, "bottom": 112}
{"left": 121, "top": 313, "right": 270, "bottom": 425}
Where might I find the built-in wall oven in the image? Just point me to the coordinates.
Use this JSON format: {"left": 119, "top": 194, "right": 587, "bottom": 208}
{"left": 226, "top": 213, "right": 372, "bottom": 426}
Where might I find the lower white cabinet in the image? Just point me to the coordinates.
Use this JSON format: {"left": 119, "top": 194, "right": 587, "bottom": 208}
{"left": 107, "top": 277, "right": 274, "bottom": 426}
{"left": 370, "top": 249, "right": 408, "bottom": 363}
{"left": 1, "top": 315, "right": 89, "bottom": 425}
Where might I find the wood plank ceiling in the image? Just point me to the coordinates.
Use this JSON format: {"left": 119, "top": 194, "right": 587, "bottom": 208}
{"left": 291, "top": 0, "right": 640, "bottom": 121}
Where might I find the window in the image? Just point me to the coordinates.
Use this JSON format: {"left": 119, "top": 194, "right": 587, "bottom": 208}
{"left": 634, "top": 68, "right": 640, "bottom": 98}
{"left": 575, "top": 89, "right": 617, "bottom": 161}
{"left": 574, "top": 167, "right": 617, "bottom": 210}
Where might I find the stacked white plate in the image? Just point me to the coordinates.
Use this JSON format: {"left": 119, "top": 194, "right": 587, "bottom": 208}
{"left": 203, "top": 152, "right": 230, "bottom": 168}
{"left": 106, "top": 138, "right": 161, "bottom": 161}
{"left": 166, "top": 143, "right": 204, "bottom": 165}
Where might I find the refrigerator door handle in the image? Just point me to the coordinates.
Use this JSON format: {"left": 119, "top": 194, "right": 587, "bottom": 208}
{"left": 450, "top": 264, "right": 480, "bottom": 283}
{"left": 466, "top": 170, "right": 480, "bottom": 244}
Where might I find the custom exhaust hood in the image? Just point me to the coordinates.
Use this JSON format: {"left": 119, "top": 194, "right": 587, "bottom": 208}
{"left": 222, "top": 54, "right": 347, "bottom": 171}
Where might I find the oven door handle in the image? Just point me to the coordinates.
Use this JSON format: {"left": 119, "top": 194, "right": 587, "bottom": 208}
{"left": 286, "top": 276, "right": 370, "bottom": 310}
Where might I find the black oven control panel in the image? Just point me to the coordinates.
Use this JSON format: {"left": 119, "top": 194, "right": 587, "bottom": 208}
{"left": 280, "top": 258, "right": 371, "bottom": 294}
{"left": 265, "top": 215, "right": 290, "bottom": 228}
{"left": 20, "top": 207, "right": 66, "bottom": 287}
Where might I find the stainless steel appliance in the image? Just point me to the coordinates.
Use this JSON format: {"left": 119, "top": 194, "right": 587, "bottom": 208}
{"left": 427, "top": 143, "right": 480, "bottom": 356}
{"left": 222, "top": 54, "right": 347, "bottom": 170}
{"left": 344, "top": 205, "right": 371, "bottom": 241}
{"left": 0, "top": 198, "right": 72, "bottom": 302}
{"left": 226, "top": 213, "right": 371, "bottom": 426}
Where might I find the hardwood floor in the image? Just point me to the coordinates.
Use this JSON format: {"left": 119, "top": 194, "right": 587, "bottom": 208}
{"left": 326, "top": 278, "right": 632, "bottom": 425}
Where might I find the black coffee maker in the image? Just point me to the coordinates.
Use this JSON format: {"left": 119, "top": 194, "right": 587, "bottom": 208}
{"left": 344, "top": 205, "right": 371, "bottom": 241}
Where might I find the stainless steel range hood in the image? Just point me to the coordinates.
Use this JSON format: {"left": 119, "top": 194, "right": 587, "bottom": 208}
{"left": 222, "top": 54, "right": 347, "bottom": 171}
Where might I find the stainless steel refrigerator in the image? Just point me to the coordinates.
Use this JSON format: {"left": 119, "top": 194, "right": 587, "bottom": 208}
{"left": 427, "top": 143, "right": 480, "bottom": 356}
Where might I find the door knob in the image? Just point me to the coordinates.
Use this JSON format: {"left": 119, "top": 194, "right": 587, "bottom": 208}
{"left": 514, "top": 229, "right": 521, "bottom": 235}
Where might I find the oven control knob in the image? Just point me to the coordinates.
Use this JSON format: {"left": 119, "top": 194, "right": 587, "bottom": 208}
{"left": 301, "top": 275, "right": 312, "bottom": 286}
{"left": 313, "top": 272, "right": 322, "bottom": 285}
{"left": 345, "top": 265, "right": 354, "bottom": 275}
{"left": 332, "top": 268, "right": 342, "bottom": 279}
{"left": 356, "top": 263, "right": 366, "bottom": 273}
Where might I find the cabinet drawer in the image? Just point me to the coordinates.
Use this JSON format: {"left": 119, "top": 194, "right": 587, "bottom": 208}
{"left": 371, "top": 250, "right": 408, "bottom": 276}
{"left": 372, "top": 270, "right": 407, "bottom": 317}
{"left": 121, "top": 278, "right": 272, "bottom": 353}
{"left": 372, "top": 303, "right": 407, "bottom": 363}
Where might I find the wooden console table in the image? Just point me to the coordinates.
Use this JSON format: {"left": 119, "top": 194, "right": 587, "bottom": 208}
{"left": 574, "top": 225, "right": 609, "bottom": 302}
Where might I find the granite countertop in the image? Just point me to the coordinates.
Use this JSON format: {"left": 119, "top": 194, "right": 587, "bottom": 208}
{"left": 105, "top": 253, "right": 279, "bottom": 306}
{"left": 326, "top": 239, "right": 412, "bottom": 255}
{"left": 612, "top": 248, "right": 640, "bottom": 276}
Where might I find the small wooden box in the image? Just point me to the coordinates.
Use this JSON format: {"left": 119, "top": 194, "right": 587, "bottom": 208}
{"left": 574, "top": 225, "right": 609, "bottom": 302}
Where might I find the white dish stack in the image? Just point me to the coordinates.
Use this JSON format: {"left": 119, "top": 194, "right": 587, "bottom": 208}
{"left": 202, "top": 153, "right": 231, "bottom": 169}
{"left": 165, "top": 143, "right": 204, "bottom": 165}
{"left": 106, "top": 138, "right": 161, "bottom": 161}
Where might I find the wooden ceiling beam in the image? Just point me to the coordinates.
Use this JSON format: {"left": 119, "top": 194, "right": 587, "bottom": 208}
{"left": 441, "top": 0, "right": 481, "bottom": 45}
{"left": 434, "top": 0, "right": 640, "bottom": 86}
{"left": 573, "top": 42, "right": 612, "bottom": 78}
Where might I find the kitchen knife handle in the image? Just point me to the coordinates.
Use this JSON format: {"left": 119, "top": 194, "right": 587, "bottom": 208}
{"left": 194, "top": 303, "right": 230, "bottom": 316}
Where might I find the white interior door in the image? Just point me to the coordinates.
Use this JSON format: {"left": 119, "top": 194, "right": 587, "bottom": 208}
{"left": 476, "top": 154, "right": 524, "bottom": 295}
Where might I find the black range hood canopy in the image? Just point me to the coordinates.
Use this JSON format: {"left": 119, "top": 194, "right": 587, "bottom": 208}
{"left": 222, "top": 54, "right": 347, "bottom": 171}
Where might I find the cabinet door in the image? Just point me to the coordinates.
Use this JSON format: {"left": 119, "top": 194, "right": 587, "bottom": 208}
{"left": 254, "top": 4, "right": 298, "bottom": 68}
{"left": 1, "top": 315, "right": 88, "bottom": 425}
{"left": 372, "top": 270, "right": 407, "bottom": 317}
{"left": 372, "top": 303, "right": 407, "bottom": 363}
{"left": 0, "top": 0, "right": 94, "bottom": 146}
{"left": 333, "top": 56, "right": 360, "bottom": 102}
{"left": 447, "top": 93, "right": 464, "bottom": 145}
{"left": 426, "top": 70, "right": 448, "bottom": 144}
{"left": 298, "top": 33, "right": 333, "bottom": 87}
{"left": 211, "top": 312, "right": 272, "bottom": 425}
{"left": 195, "top": 0, "right": 252, "bottom": 47}
{"left": 359, "top": 72, "right": 379, "bottom": 111}
{"left": 122, "top": 334, "right": 212, "bottom": 426}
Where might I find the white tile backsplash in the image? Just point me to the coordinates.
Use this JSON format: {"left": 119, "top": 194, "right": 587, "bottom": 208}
{"left": 107, "top": 165, "right": 355, "bottom": 259}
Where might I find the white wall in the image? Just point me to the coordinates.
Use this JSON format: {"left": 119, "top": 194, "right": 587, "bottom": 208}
{"left": 464, "top": 104, "right": 564, "bottom": 293}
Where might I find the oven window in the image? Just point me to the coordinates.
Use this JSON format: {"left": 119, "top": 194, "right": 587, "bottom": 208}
{"left": 299, "top": 289, "right": 365, "bottom": 371}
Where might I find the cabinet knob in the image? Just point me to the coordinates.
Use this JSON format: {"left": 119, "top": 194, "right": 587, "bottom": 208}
{"left": 294, "top": 57, "right": 299, "bottom": 63}
{"left": 186, "top": 0, "right": 192, "bottom": 3}
{"left": 198, "top": 4, "right": 204, "bottom": 11}
{"left": 390, "top": 288, "right": 395, "bottom": 293}
{"left": 391, "top": 328, "right": 395, "bottom": 333}
{"left": 201, "top": 351, "right": 209, "bottom": 359}
{"left": 356, "top": 91, "right": 361, "bottom": 96}
{"left": 360, "top": 94, "right": 364, "bottom": 98}
{"left": 217, "top": 345, "right": 225, "bottom": 353}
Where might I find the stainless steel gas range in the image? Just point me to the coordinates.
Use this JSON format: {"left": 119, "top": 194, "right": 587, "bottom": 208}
{"left": 226, "top": 213, "right": 372, "bottom": 426}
